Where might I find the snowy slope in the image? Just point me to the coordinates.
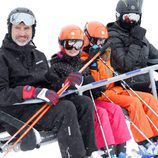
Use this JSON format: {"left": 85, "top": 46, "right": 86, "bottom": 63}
{"left": 0, "top": 138, "right": 139, "bottom": 158}
{"left": 0, "top": 138, "right": 62, "bottom": 158}
{"left": 0, "top": 121, "right": 140, "bottom": 158}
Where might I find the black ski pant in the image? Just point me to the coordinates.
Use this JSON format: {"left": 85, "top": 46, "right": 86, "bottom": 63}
{"left": 67, "top": 95, "right": 98, "bottom": 156}
{"left": 1, "top": 99, "right": 93, "bottom": 158}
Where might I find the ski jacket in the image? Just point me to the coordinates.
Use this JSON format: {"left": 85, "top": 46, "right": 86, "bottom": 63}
{"left": 49, "top": 51, "right": 91, "bottom": 91}
{"left": 81, "top": 52, "right": 124, "bottom": 97}
{"left": 50, "top": 51, "right": 106, "bottom": 99}
{"left": 0, "top": 34, "right": 50, "bottom": 106}
{"left": 107, "top": 22, "right": 158, "bottom": 84}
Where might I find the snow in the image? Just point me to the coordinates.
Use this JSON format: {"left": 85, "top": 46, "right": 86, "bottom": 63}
{"left": 0, "top": 121, "right": 140, "bottom": 158}
{"left": 0, "top": 138, "right": 140, "bottom": 158}
{"left": 11, "top": 142, "right": 61, "bottom": 158}
{"left": 0, "top": 137, "right": 62, "bottom": 158}
{"left": 126, "top": 121, "right": 140, "bottom": 157}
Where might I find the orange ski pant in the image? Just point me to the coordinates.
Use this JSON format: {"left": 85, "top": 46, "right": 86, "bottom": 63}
{"left": 98, "top": 90, "right": 158, "bottom": 142}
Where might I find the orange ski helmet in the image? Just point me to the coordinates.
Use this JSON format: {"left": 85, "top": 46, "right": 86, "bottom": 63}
{"left": 84, "top": 21, "right": 109, "bottom": 46}
{"left": 59, "top": 25, "right": 84, "bottom": 50}
{"left": 59, "top": 25, "right": 84, "bottom": 41}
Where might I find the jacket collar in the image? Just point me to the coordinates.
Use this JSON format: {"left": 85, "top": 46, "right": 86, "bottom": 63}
{"left": 2, "top": 34, "right": 36, "bottom": 54}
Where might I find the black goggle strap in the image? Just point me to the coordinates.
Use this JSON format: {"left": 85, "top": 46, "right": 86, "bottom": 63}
{"left": 84, "top": 23, "right": 106, "bottom": 46}
{"left": 84, "top": 23, "right": 95, "bottom": 45}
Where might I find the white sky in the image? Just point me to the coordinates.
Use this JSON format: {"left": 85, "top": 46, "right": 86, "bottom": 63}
{"left": 0, "top": 0, "right": 158, "bottom": 59}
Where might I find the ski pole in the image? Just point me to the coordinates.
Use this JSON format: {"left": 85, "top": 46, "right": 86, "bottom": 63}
{"left": 0, "top": 82, "right": 71, "bottom": 152}
{"left": 101, "top": 92, "right": 155, "bottom": 147}
{"left": 90, "top": 90, "right": 112, "bottom": 158}
{"left": 124, "top": 115, "right": 155, "bottom": 146}
{"left": 106, "top": 82, "right": 158, "bottom": 133}
{"left": 146, "top": 115, "right": 158, "bottom": 133}
{"left": 99, "top": 57, "right": 158, "bottom": 118}
{"left": 2, "top": 105, "right": 51, "bottom": 158}
{"left": 99, "top": 57, "right": 158, "bottom": 134}
{"left": 0, "top": 103, "right": 48, "bottom": 150}
{"left": 2, "top": 42, "right": 111, "bottom": 158}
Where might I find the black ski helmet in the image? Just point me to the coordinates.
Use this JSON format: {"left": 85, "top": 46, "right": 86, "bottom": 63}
{"left": 7, "top": 7, "right": 36, "bottom": 39}
{"left": 116, "top": 0, "right": 143, "bottom": 20}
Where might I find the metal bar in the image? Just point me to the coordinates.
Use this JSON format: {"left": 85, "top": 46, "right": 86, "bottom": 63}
{"left": 149, "top": 70, "right": 158, "bottom": 99}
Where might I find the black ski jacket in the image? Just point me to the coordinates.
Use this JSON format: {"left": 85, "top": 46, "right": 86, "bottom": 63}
{"left": 0, "top": 34, "right": 50, "bottom": 106}
{"left": 49, "top": 51, "right": 105, "bottom": 99}
{"left": 107, "top": 22, "right": 158, "bottom": 84}
{"left": 49, "top": 51, "right": 90, "bottom": 91}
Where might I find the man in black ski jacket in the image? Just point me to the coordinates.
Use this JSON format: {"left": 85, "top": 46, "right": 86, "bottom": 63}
{"left": 107, "top": 0, "right": 158, "bottom": 92}
{"left": 0, "top": 7, "right": 98, "bottom": 158}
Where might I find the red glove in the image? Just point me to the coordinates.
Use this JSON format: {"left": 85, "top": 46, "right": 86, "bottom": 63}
{"left": 23, "top": 86, "right": 59, "bottom": 106}
{"left": 64, "top": 72, "right": 83, "bottom": 87}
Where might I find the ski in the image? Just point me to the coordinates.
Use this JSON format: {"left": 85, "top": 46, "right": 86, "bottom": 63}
{"left": 0, "top": 111, "right": 37, "bottom": 152}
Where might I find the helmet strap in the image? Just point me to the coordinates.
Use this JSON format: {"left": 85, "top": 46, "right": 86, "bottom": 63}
{"left": 84, "top": 23, "right": 95, "bottom": 45}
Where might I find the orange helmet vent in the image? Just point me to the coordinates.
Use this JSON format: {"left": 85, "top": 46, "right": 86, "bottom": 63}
{"left": 59, "top": 25, "right": 84, "bottom": 40}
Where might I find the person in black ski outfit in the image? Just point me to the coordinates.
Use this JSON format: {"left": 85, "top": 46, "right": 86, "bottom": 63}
{"left": 107, "top": 0, "right": 158, "bottom": 93}
{"left": 49, "top": 25, "right": 105, "bottom": 158}
{"left": 0, "top": 7, "right": 99, "bottom": 158}
{"left": 107, "top": 0, "right": 158, "bottom": 147}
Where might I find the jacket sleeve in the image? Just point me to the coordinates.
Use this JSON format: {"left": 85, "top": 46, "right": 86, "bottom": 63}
{"left": 147, "top": 41, "right": 158, "bottom": 65}
{"left": 109, "top": 34, "right": 142, "bottom": 72}
{"left": 46, "top": 66, "right": 65, "bottom": 91}
{"left": 0, "top": 54, "right": 24, "bottom": 106}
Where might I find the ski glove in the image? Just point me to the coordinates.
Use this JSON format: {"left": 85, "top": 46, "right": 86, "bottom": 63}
{"left": 64, "top": 72, "right": 83, "bottom": 88}
{"left": 90, "top": 61, "right": 98, "bottom": 71}
{"left": 130, "top": 25, "right": 146, "bottom": 41}
{"left": 23, "top": 85, "right": 59, "bottom": 106}
{"left": 88, "top": 45, "right": 101, "bottom": 59}
{"left": 92, "top": 85, "right": 107, "bottom": 99}
{"left": 83, "top": 76, "right": 107, "bottom": 99}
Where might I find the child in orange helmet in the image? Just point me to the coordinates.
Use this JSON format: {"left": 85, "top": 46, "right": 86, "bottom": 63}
{"left": 49, "top": 24, "right": 104, "bottom": 158}
{"left": 82, "top": 21, "right": 158, "bottom": 153}
{"left": 49, "top": 24, "right": 131, "bottom": 157}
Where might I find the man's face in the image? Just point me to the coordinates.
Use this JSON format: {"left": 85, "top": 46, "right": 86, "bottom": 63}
{"left": 11, "top": 22, "right": 32, "bottom": 46}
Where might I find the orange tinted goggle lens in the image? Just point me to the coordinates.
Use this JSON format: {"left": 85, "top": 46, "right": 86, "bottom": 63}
{"left": 122, "top": 13, "right": 140, "bottom": 24}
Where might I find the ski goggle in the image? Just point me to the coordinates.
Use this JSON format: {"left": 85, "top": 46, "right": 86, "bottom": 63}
{"left": 90, "top": 37, "right": 106, "bottom": 46}
{"left": 84, "top": 28, "right": 106, "bottom": 46}
{"left": 62, "top": 40, "right": 84, "bottom": 50}
{"left": 9, "top": 13, "right": 36, "bottom": 26}
{"left": 122, "top": 13, "right": 140, "bottom": 24}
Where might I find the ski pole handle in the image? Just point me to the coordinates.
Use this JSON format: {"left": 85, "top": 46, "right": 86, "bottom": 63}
{"left": 79, "top": 41, "right": 111, "bottom": 73}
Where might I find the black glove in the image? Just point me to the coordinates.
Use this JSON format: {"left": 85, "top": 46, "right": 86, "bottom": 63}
{"left": 90, "top": 61, "right": 98, "bottom": 70}
{"left": 83, "top": 75, "right": 95, "bottom": 85}
{"left": 88, "top": 45, "right": 100, "bottom": 59}
{"left": 92, "top": 85, "right": 107, "bottom": 99}
{"left": 63, "top": 72, "right": 83, "bottom": 90}
{"left": 130, "top": 25, "right": 146, "bottom": 40}
{"left": 83, "top": 76, "right": 107, "bottom": 99}
{"left": 64, "top": 72, "right": 83, "bottom": 87}
{"left": 98, "top": 85, "right": 107, "bottom": 92}
{"left": 130, "top": 25, "right": 146, "bottom": 46}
